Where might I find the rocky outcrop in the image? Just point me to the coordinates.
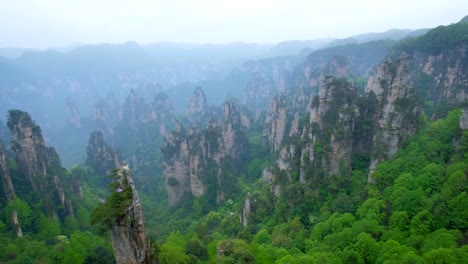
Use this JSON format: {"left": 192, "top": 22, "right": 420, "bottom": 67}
{"left": 0, "top": 143, "right": 15, "bottom": 201}
{"left": 242, "top": 40, "right": 391, "bottom": 116}
{"left": 411, "top": 47, "right": 468, "bottom": 109}
{"left": 262, "top": 77, "right": 359, "bottom": 189}
{"left": 367, "top": 54, "right": 420, "bottom": 181}
{"left": 114, "top": 90, "right": 175, "bottom": 188}
{"left": 12, "top": 210, "right": 23, "bottom": 237}
{"left": 94, "top": 103, "right": 114, "bottom": 141}
{"left": 241, "top": 58, "right": 296, "bottom": 113}
{"left": 86, "top": 131, "right": 120, "bottom": 176}
{"left": 122, "top": 89, "right": 146, "bottom": 130}
{"left": 163, "top": 101, "right": 249, "bottom": 206}
{"left": 66, "top": 97, "right": 81, "bottom": 128}
{"left": 93, "top": 93, "right": 122, "bottom": 142}
{"left": 306, "top": 77, "right": 357, "bottom": 176}
{"left": 0, "top": 121, "right": 9, "bottom": 146}
{"left": 8, "top": 110, "right": 48, "bottom": 191}
{"left": 162, "top": 122, "right": 191, "bottom": 206}
{"left": 144, "top": 93, "right": 175, "bottom": 137}
{"left": 109, "top": 164, "right": 151, "bottom": 264}
{"left": 460, "top": 108, "right": 468, "bottom": 130}
{"left": 187, "top": 87, "right": 209, "bottom": 125}
{"left": 240, "top": 193, "right": 251, "bottom": 227}
{"left": 7, "top": 110, "right": 77, "bottom": 218}
{"left": 264, "top": 96, "right": 289, "bottom": 153}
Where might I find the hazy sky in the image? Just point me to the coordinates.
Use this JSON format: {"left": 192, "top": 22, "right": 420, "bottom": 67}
{"left": 1, "top": 0, "right": 466, "bottom": 48}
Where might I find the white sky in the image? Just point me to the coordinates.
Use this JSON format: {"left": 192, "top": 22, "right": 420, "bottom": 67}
{"left": 0, "top": 0, "right": 466, "bottom": 48}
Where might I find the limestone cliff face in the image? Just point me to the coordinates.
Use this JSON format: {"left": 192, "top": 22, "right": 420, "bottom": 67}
{"left": 66, "top": 97, "right": 81, "bottom": 128}
{"left": 144, "top": 93, "right": 175, "bottom": 137}
{"left": 411, "top": 46, "right": 468, "bottom": 107}
{"left": 187, "top": 87, "right": 209, "bottom": 125}
{"left": 86, "top": 131, "right": 120, "bottom": 176}
{"left": 264, "top": 78, "right": 357, "bottom": 190}
{"left": 264, "top": 96, "right": 289, "bottom": 153}
{"left": 163, "top": 101, "right": 249, "bottom": 206}
{"left": 105, "top": 90, "right": 176, "bottom": 189}
{"left": 94, "top": 103, "right": 114, "bottom": 141}
{"left": 242, "top": 40, "right": 391, "bottom": 116}
{"left": 222, "top": 101, "right": 248, "bottom": 157}
{"left": 260, "top": 75, "right": 377, "bottom": 200}
{"left": 240, "top": 193, "right": 251, "bottom": 227}
{"left": 122, "top": 89, "right": 146, "bottom": 130}
{"left": 162, "top": 123, "right": 191, "bottom": 206}
{"left": 7, "top": 110, "right": 77, "bottom": 218}
{"left": 306, "top": 77, "right": 357, "bottom": 176}
{"left": 94, "top": 93, "right": 122, "bottom": 141}
{"left": 460, "top": 108, "right": 468, "bottom": 130}
{"left": 241, "top": 58, "right": 296, "bottom": 113}
{"left": 109, "top": 165, "right": 151, "bottom": 264}
{"left": 261, "top": 43, "right": 391, "bottom": 156}
{"left": 0, "top": 120, "right": 10, "bottom": 146}
{"left": 366, "top": 54, "right": 420, "bottom": 180}
{"left": 0, "top": 143, "right": 15, "bottom": 202}
{"left": 8, "top": 110, "right": 48, "bottom": 191}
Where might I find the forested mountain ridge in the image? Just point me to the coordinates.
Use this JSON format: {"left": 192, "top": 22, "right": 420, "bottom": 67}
{"left": 156, "top": 19, "right": 468, "bottom": 263}
{"left": 0, "top": 18, "right": 467, "bottom": 264}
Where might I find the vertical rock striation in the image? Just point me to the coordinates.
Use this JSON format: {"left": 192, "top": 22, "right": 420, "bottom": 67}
{"left": 7, "top": 110, "right": 77, "bottom": 218}
{"left": 66, "top": 97, "right": 81, "bottom": 128}
{"left": 187, "top": 87, "right": 209, "bottom": 126}
{"left": 0, "top": 143, "right": 15, "bottom": 201}
{"left": 109, "top": 164, "right": 151, "bottom": 264}
{"left": 86, "top": 130, "right": 120, "bottom": 176}
{"left": 163, "top": 100, "right": 249, "bottom": 206}
{"left": 366, "top": 54, "right": 420, "bottom": 181}
{"left": 8, "top": 110, "right": 48, "bottom": 191}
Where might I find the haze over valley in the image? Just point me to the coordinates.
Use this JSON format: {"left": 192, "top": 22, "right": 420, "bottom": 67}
{"left": 0, "top": 2, "right": 467, "bottom": 263}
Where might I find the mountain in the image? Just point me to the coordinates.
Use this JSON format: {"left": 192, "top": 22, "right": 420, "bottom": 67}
{"left": 155, "top": 18, "right": 468, "bottom": 263}
{"left": 0, "top": 47, "right": 36, "bottom": 59}
{"left": 1, "top": 17, "right": 468, "bottom": 263}
{"left": 460, "top": 15, "right": 468, "bottom": 23}
{"left": 326, "top": 28, "right": 430, "bottom": 48}
{"left": 163, "top": 100, "right": 250, "bottom": 206}
{"left": 262, "top": 38, "right": 335, "bottom": 57}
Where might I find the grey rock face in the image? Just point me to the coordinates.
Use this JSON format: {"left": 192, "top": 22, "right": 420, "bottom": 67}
{"left": 163, "top": 101, "right": 249, "bottom": 206}
{"left": 109, "top": 165, "right": 151, "bottom": 264}
{"left": 8, "top": 110, "right": 48, "bottom": 191}
{"left": 460, "top": 108, "right": 468, "bottom": 130}
{"left": 0, "top": 143, "right": 15, "bottom": 201}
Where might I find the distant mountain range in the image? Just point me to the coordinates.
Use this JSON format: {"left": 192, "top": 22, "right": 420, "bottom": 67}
{"left": 0, "top": 27, "right": 430, "bottom": 61}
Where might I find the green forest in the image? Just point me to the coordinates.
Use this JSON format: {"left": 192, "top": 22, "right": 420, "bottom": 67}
{"left": 0, "top": 109, "right": 467, "bottom": 263}
{"left": 1, "top": 17, "right": 468, "bottom": 264}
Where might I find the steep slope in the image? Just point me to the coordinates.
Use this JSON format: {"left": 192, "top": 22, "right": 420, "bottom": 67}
{"left": 242, "top": 40, "right": 393, "bottom": 114}
{"left": 112, "top": 90, "right": 176, "bottom": 190}
{"left": 86, "top": 131, "right": 120, "bottom": 176}
{"left": 0, "top": 142, "right": 15, "bottom": 202}
{"left": 7, "top": 110, "right": 77, "bottom": 219}
{"left": 90, "top": 164, "right": 152, "bottom": 264}
{"left": 163, "top": 100, "right": 250, "bottom": 206}
{"left": 110, "top": 165, "right": 151, "bottom": 264}
{"left": 257, "top": 22, "right": 468, "bottom": 214}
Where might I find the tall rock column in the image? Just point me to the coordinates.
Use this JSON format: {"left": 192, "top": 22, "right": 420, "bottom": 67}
{"left": 366, "top": 54, "right": 420, "bottom": 182}
{"left": 108, "top": 164, "right": 151, "bottom": 264}
{"left": 0, "top": 143, "right": 15, "bottom": 201}
{"left": 86, "top": 131, "right": 120, "bottom": 176}
{"left": 7, "top": 110, "right": 48, "bottom": 191}
{"left": 0, "top": 143, "right": 21, "bottom": 237}
{"left": 7, "top": 109, "right": 78, "bottom": 218}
